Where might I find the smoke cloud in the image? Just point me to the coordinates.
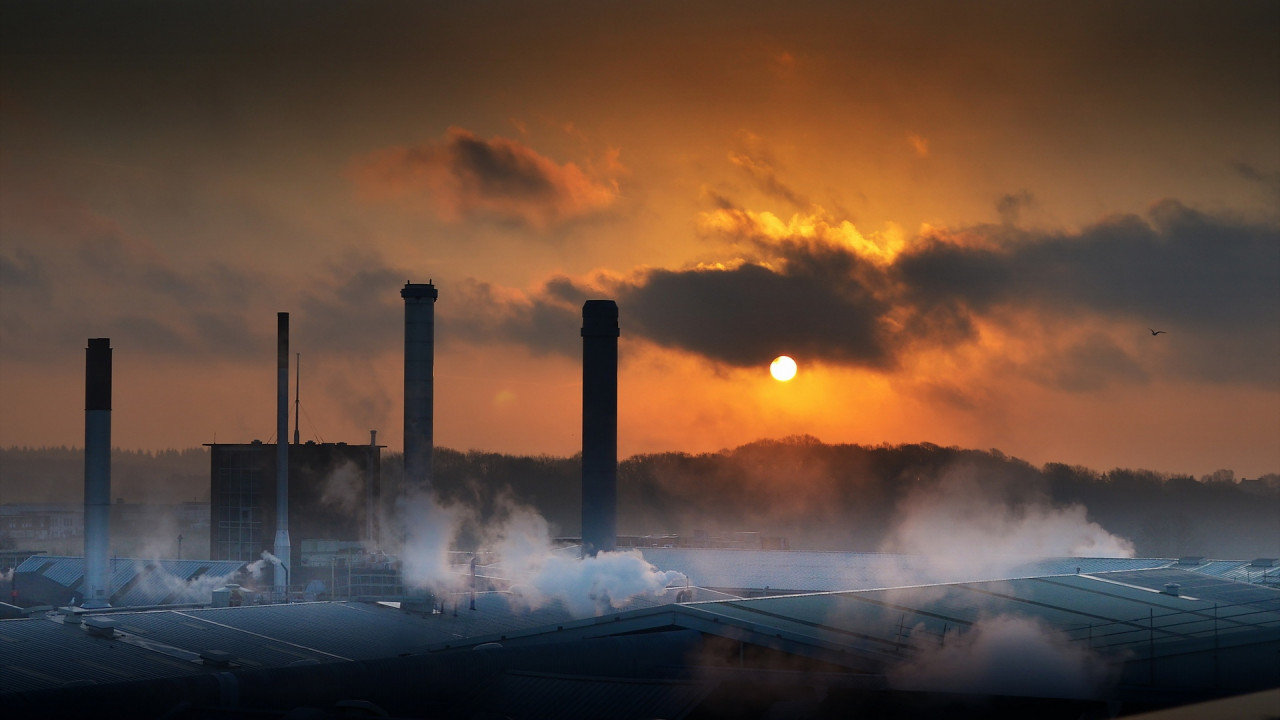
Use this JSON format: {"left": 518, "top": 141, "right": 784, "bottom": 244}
{"left": 888, "top": 614, "right": 1118, "bottom": 700}
{"left": 386, "top": 485, "right": 684, "bottom": 617}
{"left": 879, "top": 463, "right": 1135, "bottom": 582}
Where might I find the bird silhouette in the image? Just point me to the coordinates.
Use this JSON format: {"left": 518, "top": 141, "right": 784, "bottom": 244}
{"left": 1149, "top": 328, "right": 1166, "bottom": 336}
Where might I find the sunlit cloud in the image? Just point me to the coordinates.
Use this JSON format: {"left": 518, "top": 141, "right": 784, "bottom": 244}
{"left": 698, "top": 206, "right": 906, "bottom": 265}
{"left": 350, "top": 126, "right": 621, "bottom": 228}
{"left": 452, "top": 201, "right": 1278, "bottom": 398}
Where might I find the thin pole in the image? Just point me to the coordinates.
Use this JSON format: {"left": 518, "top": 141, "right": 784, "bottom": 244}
{"left": 293, "top": 353, "right": 300, "bottom": 445}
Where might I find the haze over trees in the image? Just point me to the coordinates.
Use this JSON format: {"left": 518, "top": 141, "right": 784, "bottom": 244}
{"left": 2, "top": 438, "right": 1276, "bottom": 559}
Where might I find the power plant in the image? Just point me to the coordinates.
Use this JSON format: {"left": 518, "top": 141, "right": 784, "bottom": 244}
{"left": 2, "top": 280, "right": 1277, "bottom": 719}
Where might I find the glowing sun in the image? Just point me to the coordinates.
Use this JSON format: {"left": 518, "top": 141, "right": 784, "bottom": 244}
{"left": 770, "top": 355, "right": 797, "bottom": 382}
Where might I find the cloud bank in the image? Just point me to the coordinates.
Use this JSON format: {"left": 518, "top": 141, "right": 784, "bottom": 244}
{"left": 459, "top": 200, "right": 1278, "bottom": 392}
{"left": 351, "top": 127, "right": 620, "bottom": 228}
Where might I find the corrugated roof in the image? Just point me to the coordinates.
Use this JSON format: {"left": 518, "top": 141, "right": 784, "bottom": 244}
{"left": 636, "top": 549, "right": 1179, "bottom": 593}
{"left": 3, "top": 568, "right": 1277, "bottom": 701}
{"left": 0, "top": 615, "right": 206, "bottom": 694}
{"left": 14, "top": 556, "right": 245, "bottom": 607}
{"left": 430, "top": 568, "right": 1280, "bottom": 674}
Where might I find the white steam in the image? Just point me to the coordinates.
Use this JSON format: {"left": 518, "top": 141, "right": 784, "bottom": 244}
{"left": 394, "top": 489, "right": 471, "bottom": 592}
{"left": 246, "top": 550, "right": 283, "bottom": 579}
{"left": 387, "top": 487, "right": 685, "bottom": 617}
{"left": 320, "top": 461, "right": 364, "bottom": 514}
{"left": 889, "top": 614, "right": 1117, "bottom": 699}
{"left": 880, "top": 466, "right": 1134, "bottom": 580}
{"left": 488, "top": 503, "right": 686, "bottom": 616}
{"left": 129, "top": 560, "right": 243, "bottom": 605}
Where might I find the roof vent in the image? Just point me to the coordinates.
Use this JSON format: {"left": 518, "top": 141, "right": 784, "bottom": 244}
{"left": 1176, "top": 556, "right": 1205, "bottom": 566}
{"left": 200, "top": 650, "right": 236, "bottom": 667}
{"left": 83, "top": 616, "right": 117, "bottom": 638}
{"left": 1163, "top": 583, "right": 1181, "bottom": 597}
{"left": 1250, "top": 558, "right": 1277, "bottom": 568}
{"left": 61, "top": 609, "right": 83, "bottom": 625}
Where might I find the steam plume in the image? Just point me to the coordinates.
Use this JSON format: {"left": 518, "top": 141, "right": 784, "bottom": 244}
{"left": 880, "top": 464, "right": 1135, "bottom": 582}
{"left": 386, "top": 486, "right": 684, "bottom": 616}
{"left": 888, "top": 614, "right": 1119, "bottom": 699}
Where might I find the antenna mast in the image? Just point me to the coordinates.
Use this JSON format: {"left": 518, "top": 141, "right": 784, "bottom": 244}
{"left": 293, "top": 352, "right": 301, "bottom": 445}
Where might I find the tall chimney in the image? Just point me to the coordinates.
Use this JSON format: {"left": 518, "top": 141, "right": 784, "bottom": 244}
{"left": 274, "top": 312, "right": 291, "bottom": 601}
{"left": 82, "top": 338, "right": 112, "bottom": 608}
{"left": 401, "top": 281, "right": 438, "bottom": 487}
{"left": 367, "top": 430, "right": 377, "bottom": 544}
{"left": 581, "top": 300, "right": 619, "bottom": 557}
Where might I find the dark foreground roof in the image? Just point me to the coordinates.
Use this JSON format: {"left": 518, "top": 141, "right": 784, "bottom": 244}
{"left": 3, "top": 567, "right": 1277, "bottom": 719}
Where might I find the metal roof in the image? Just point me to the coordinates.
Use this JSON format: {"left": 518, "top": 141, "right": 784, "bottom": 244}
{"left": 427, "top": 568, "right": 1280, "bottom": 675}
{"left": 635, "top": 548, "right": 1180, "bottom": 593}
{"left": 3, "top": 567, "right": 1277, "bottom": 709}
{"left": 14, "top": 556, "right": 246, "bottom": 607}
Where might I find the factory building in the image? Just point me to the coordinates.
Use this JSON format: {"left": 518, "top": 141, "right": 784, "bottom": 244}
{"left": 206, "top": 439, "right": 381, "bottom": 584}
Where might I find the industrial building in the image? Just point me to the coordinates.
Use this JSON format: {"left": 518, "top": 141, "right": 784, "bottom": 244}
{"left": 206, "top": 439, "right": 381, "bottom": 573}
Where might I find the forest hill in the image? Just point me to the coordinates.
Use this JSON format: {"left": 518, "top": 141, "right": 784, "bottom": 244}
{"left": 1, "top": 438, "right": 1276, "bottom": 560}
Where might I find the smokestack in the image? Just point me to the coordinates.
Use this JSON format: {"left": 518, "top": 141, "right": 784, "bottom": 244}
{"left": 82, "top": 338, "right": 112, "bottom": 608}
{"left": 367, "top": 430, "right": 377, "bottom": 544}
{"left": 274, "top": 313, "right": 291, "bottom": 601}
{"left": 401, "top": 281, "right": 438, "bottom": 487}
{"left": 581, "top": 300, "right": 619, "bottom": 557}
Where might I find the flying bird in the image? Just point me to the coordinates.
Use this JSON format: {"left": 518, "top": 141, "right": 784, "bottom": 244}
{"left": 1149, "top": 328, "right": 1166, "bottom": 336}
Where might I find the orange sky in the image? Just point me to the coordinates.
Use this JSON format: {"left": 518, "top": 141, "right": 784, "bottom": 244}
{"left": 2, "top": 1, "right": 1278, "bottom": 478}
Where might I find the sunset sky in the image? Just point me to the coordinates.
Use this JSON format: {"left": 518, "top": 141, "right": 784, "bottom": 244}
{"left": 2, "top": 1, "right": 1277, "bottom": 478}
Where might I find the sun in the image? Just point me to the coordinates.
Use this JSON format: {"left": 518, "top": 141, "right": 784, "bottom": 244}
{"left": 770, "top": 355, "right": 797, "bottom": 382}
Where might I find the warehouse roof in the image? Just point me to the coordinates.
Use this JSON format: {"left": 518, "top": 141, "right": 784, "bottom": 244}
{"left": 15, "top": 556, "right": 247, "bottom": 607}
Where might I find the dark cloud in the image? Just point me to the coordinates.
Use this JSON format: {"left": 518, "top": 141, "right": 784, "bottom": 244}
{"left": 899, "top": 202, "right": 1279, "bottom": 334}
{"left": 0, "top": 213, "right": 274, "bottom": 362}
{"left": 996, "top": 191, "right": 1034, "bottom": 224}
{"left": 1035, "top": 333, "right": 1149, "bottom": 393}
{"left": 0, "top": 250, "right": 47, "bottom": 291}
{"left": 459, "top": 202, "right": 1278, "bottom": 391}
{"left": 620, "top": 259, "right": 893, "bottom": 368}
{"left": 295, "top": 253, "right": 406, "bottom": 359}
{"left": 1234, "top": 161, "right": 1280, "bottom": 207}
{"left": 449, "top": 132, "right": 557, "bottom": 199}
{"left": 437, "top": 279, "right": 581, "bottom": 358}
{"left": 351, "top": 128, "right": 620, "bottom": 228}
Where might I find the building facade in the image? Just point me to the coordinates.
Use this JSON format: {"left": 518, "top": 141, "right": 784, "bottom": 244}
{"left": 208, "top": 441, "right": 381, "bottom": 573}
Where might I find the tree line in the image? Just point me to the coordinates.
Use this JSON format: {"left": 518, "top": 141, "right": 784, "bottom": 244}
{"left": 3, "top": 439, "right": 1276, "bottom": 558}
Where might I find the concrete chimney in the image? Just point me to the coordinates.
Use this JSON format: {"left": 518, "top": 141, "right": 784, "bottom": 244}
{"left": 367, "top": 430, "right": 378, "bottom": 544}
{"left": 274, "top": 312, "right": 291, "bottom": 601}
{"left": 401, "top": 281, "right": 438, "bottom": 487}
{"left": 581, "top": 300, "right": 619, "bottom": 557}
{"left": 82, "top": 338, "right": 112, "bottom": 608}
